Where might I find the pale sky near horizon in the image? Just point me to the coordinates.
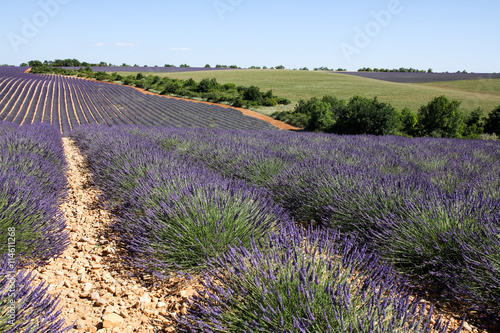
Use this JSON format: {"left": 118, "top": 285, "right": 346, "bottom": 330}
{"left": 0, "top": 0, "right": 498, "bottom": 72}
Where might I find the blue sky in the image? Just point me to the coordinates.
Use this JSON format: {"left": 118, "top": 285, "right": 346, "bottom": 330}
{"left": 0, "top": 0, "right": 498, "bottom": 72}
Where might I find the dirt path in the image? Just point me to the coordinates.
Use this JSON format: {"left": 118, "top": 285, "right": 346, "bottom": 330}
{"left": 30, "top": 138, "right": 198, "bottom": 332}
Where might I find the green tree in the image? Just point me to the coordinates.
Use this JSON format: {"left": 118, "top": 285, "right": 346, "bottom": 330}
{"left": 400, "top": 108, "right": 418, "bottom": 137}
{"left": 463, "top": 108, "right": 485, "bottom": 139}
{"left": 417, "top": 96, "right": 466, "bottom": 138}
{"left": 28, "top": 60, "right": 43, "bottom": 67}
{"left": 197, "top": 78, "right": 221, "bottom": 93}
{"left": 332, "top": 96, "right": 401, "bottom": 135}
{"left": 306, "top": 100, "right": 337, "bottom": 132}
{"left": 484, "top": 105, "right": 500, "bottom": 135}
{"left": 242, "top": 86, "right": 263, "bottom": 104}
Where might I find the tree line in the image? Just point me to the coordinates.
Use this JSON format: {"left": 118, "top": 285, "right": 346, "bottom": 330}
{"left": 273, "top": 95, "right": 500, "bottom": 140}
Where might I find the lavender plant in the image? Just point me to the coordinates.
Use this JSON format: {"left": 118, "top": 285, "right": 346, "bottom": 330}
{"left": 72, "top": 125, "right": 500, "bottom": 314}
{"left": 0, "top": 256, "right": 71, "bottom": 333}
{"left": 178, "top": 227, "right": 458, "bottom": 332}
{"left": 0, "top": 123, "right": 68, "bottom": 266}
{"left": 70, "top": 126, "right": 291, "bottom": 275}
{"left": 121, "top": 178, "right": 290, "bottom": 274}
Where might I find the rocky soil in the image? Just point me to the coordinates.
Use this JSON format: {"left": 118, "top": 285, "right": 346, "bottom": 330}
{"left": 29, "top": 138, "right": 199, "bottom": 332}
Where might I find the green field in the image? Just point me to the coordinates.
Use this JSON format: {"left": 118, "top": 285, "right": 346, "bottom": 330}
{"left": 114, "top": 70, "right": 500, "bottom": 116}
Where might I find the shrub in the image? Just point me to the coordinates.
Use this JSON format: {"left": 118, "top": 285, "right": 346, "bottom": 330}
{"left": 178, "top": 227, "right": 456, "bottom": 332}
{"left": 400, "top": 107, "right": 418, "bottom": 137}
{"left": 463, "top": 108, "right": 485, "bottom": 139}
{"left": 183, "top": 78, "right": 197, "bottom": 90}
{"left": 204, "top": 92, "right": 227, "bottom": 103}
{"left": 262, "top": 97, "right": 278, "bottom": 106}
{"left": 223, "top": 83, "right": 236, "bottom": 91}
{"left": 161, "top": 81, "right": 182, "bottom": 95}
{"left": 126, "top": 176, "right": 290, "bottom": 273}
{"left": 71, "top": 127, "right": 291, "bottom": 275}
{"left": 197, "top": 78, "right": 221, "bottom": 93}
{"left": 275, "top": 96, "right": 291, "bottom": 105}
{"left": 484, "top": 105, "right": 500, "bottom": 135}
{"left": 417, "top": 96, "right": 466, "bottom": 138}
{"left": 0, "top": 255, "right": 71, "bottom": 332}
{"left": 93, "top": 71, "right": 110, "bottom": 81}
{"left": 371, "top": 191, "right": 500, "bottom": 311}
{"left": 242, "top": 86, "right": 263, "bottom": 104}
{"left": 177, "top": 89, "right": 199, "bottom": 98}
{"left": 0, "top": 123, "right": 68, "bottom": 266}
{"left": 232, "top": 98, "right": 244, "bottom": 108}
{"left": 305, "top": 100, "right": 336, "bottom": 132}
{"left": 332, "top": 96, "right": 401, "bottom": 135}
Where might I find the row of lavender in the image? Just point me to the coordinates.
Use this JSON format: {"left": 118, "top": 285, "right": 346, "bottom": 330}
{"left": 0, "top": 66, "right": 277, "bottom": 136}
{"left": 0, "top": 123, "right": 70, "bottom": 332}
{"left": 70, "top": 125, "right": 458, "bottom": 332}
{"left": 130, "top": 127, "right": 500, "bottom": 320}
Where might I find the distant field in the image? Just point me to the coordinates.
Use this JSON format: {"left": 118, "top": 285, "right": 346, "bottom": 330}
{"left": 336, "top": 71, "right": 500, "bottom": 83}
{"left": 112, "top": 69, "right": 500, "bottom": 115}
{"left": 417, "top": 79, "right": 500, "bottom": 96}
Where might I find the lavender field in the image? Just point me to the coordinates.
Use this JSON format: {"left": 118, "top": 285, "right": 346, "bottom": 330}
{"left": 0, "top": 122, "right": 71, "bottom": 332}
{"left": 1, "top": 64, "right": 499, "bottom": 330}
{"left": 69, "top": 125, "right": 499, "bottom": 331}
{"left": 337, "top": 71, "right": 500, "bottom": 83}
{"left": 0, "top": 67, "right": 275, "bottom": 136}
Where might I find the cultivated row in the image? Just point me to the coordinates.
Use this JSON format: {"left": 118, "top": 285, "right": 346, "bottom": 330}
{"left": 0, "top": 67, "right": 277, "bottom": 135}
{"left": 70, "top": 125, "right": 460, "bottom": 332}
{"left": 0, "top": 122, "right": 70, "bottom": 332}
{"left": 129, "top": 126, "right": 500, "bottom": 328}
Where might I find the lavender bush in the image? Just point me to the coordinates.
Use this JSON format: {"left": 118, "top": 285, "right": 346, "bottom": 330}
{"left": 0, "top": 123, "right": 70, "bottom": 332}
{"left": 0, "top": 123, "right": 68, "bottom": 266}
{"left": 72, "top": 125, "right": 500, "bottom": 314}
{"left": 131, "top": 128, "right": 500, "bottom": 313}
{"left": 0, "top": 255, "right": 71, "bottom": 333}
{"left": 178, "top": 227, "right": 459, "bottom": 332}
{"left": 71, "top": 126, "right": 291, "bottom": 274}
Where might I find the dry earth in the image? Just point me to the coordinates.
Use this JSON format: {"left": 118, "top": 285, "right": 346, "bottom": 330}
{"left": 25, "top": 138, "right": 490, "bottom": 333}
{"left": 29, "top": 138, "right": 200, "bottom": 332}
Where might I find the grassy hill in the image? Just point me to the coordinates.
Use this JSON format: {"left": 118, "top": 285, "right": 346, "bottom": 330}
{"left": 113, "top": 69, "right": 500, "bottom": 116}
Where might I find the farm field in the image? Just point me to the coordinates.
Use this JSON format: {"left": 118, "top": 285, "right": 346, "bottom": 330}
{"left": 1, "top": 65, "right": 499, "bottom": 332}
{"left": 0, "top": 67, "right": 277, "bottom": 136}
{"left": 122, "top": 69, "right": 500, "bottom": 115}
{"left": 72, "top": 124, "right": 499, "bottom": 332}
{"left": 4, "top": 122, "right": 500, "bottom": 331}
{"left": 336, "top": 71, "right": 500, "bottom": 83}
